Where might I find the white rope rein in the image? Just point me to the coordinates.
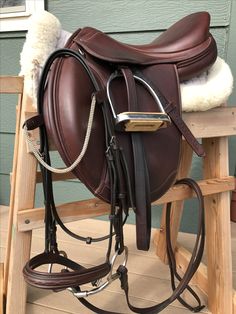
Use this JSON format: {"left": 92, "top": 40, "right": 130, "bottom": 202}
{"left": 23, "top": 95, "right": 97, "bottom": 173}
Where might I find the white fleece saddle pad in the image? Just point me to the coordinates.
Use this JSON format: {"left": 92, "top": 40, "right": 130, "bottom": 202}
{"left": 20, "top": 11, "right": 234, "bottom": 111}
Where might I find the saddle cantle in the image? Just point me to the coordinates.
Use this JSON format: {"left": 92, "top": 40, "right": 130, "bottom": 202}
{"left": 23, "top": 11, "right": 216, "bottom": 313}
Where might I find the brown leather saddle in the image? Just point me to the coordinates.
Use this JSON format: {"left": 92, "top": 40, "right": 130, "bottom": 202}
{"left": 23, "top": 12, "right": 217, "bottom": 313}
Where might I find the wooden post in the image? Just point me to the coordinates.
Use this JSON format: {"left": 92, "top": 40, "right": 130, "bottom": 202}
{"left": 5, "top": 93, "right": 38, "bottom": 314}
{"left": 203, "top": 137, "right": 233, "bottom": 314}
{"left": 3, "top": 95, "right": 23, "bottom": 296}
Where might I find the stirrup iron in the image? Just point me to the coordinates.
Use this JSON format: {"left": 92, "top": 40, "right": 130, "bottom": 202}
{"left": 107, "top": 71, "right": 171, "bottom": 132}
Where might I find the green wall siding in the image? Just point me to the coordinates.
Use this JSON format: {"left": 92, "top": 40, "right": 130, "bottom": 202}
{"left": 47, "top": 0, "right": 231, "bottom": 32}
{"left": 226, "top": 0, "right": 236, "bottom": 105}
{"left": 0, "top": 1, "right": 235, "bottom": 233}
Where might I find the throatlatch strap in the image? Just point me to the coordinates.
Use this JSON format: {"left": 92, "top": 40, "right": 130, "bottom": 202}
{"left": 121, "top": 67, "right": 151, "bottom": 251}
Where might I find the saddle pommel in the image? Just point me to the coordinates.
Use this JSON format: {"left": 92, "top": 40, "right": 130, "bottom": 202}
{"left": 115, "top": 112, "right": 171, "bottom": 132}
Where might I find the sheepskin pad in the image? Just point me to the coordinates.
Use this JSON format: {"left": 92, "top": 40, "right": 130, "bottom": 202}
{"left": 20, "top": 10, "right": 233, "bottom": 111}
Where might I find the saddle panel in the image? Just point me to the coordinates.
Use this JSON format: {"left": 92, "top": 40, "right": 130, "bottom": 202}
{"left": 74, "top": 12, "right": 217, "bottom": 80}
{"left": 43, "top": 37, "right": 182, "bottom": 204}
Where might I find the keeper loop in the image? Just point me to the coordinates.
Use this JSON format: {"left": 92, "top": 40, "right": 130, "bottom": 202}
{"left": 86, "top": 237, "right": 92, "bottom": 244}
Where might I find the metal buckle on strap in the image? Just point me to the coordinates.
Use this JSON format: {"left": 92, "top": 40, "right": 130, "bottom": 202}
{"left": 68, "top": 247, "right": 128, "bottom": 298}
{"left": 107, "top": 71, "right": 171, "bottom": 132}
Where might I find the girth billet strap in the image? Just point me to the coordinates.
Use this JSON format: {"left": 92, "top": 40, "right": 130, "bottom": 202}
{"left": 120, "top": 67, "right": 152, "bottom": 251}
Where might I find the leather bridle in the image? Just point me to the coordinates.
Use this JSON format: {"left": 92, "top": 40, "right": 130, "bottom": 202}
{"left": 23, "top": 48, "right": 206, "bottom": 313}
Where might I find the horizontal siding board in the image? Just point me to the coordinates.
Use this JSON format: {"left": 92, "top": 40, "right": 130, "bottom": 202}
{"left": 0, "top": 32, "right": 25, "bottom": 39}
{"left": 0, "top": 174, "right": 10, "bottom": 205}
{"left": 48, "top": 0, "right": 231, "bottom": 33}
{"left": 0, "top": 134, "right": 14, "bottom": 175}
{"left": 0, "top": 37, "right": 24, "bottom": 75}
{"left": 0, "top": 95, "right": 18, "bottom": 133}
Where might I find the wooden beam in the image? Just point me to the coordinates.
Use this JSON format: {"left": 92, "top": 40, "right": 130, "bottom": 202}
{"left": 203, "top": 137, "right": 233, "bottom": 314}
{"left": 24, "top": 107, "right": 236, "bottom": 156}
{"left": 183, "top": 107, "right": 236, "bottom": 138}
{"left": 17, "top": 176, "right": 234, "bottom": 231}
{"left": 18, "top": 198, "right": 110, "bottom": 231}
{"left": 4, "top": 94, "right": 23, "bottom": 295}
{"left": 0, "top": 76, "right": 24, "bottom": 94}
{"left": 6, "top": 93, "right": 37, "bottom": 314}
{"left": 153, "top": 176, "right": 234, "bottom": 205}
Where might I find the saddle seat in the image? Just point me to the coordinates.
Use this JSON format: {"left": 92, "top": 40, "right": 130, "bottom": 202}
{"left": 75, "top": 12, "right": 217, "bottom": 80}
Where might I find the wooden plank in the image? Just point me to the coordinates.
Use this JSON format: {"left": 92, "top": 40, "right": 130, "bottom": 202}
{"left": 5, "top": 93, "right": 37, "bottom": 314}
{"left": 203, "top": 137, "right": 233, "bottom": 314}
{"left": 182, "top": 107, "right": 236, "bottom": 139}
{"left": 0, "top": 76, "right": 23, "bottom": 94}
{"left": 155, "top": 176, "right": 234, "bottom": 204}
{"left": 3, "top": 96, "right": 22, "bottom": 295}
{"left": 18, "top": 198, "right": 110, "bottom": 231}
{"left": 17, "top": 176, "right": 234, "bottom": 231}
{"left": 48, "top": 0, "right": 231, "bottom": 32}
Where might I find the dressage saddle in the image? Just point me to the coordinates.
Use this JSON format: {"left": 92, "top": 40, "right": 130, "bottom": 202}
{"left": 23, "top": 12, "right": 217, "bottom": 313}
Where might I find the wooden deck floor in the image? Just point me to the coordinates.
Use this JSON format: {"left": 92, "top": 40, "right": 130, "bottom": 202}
{"left": 1, "top": 205, "right": 235, "bottom": 313}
